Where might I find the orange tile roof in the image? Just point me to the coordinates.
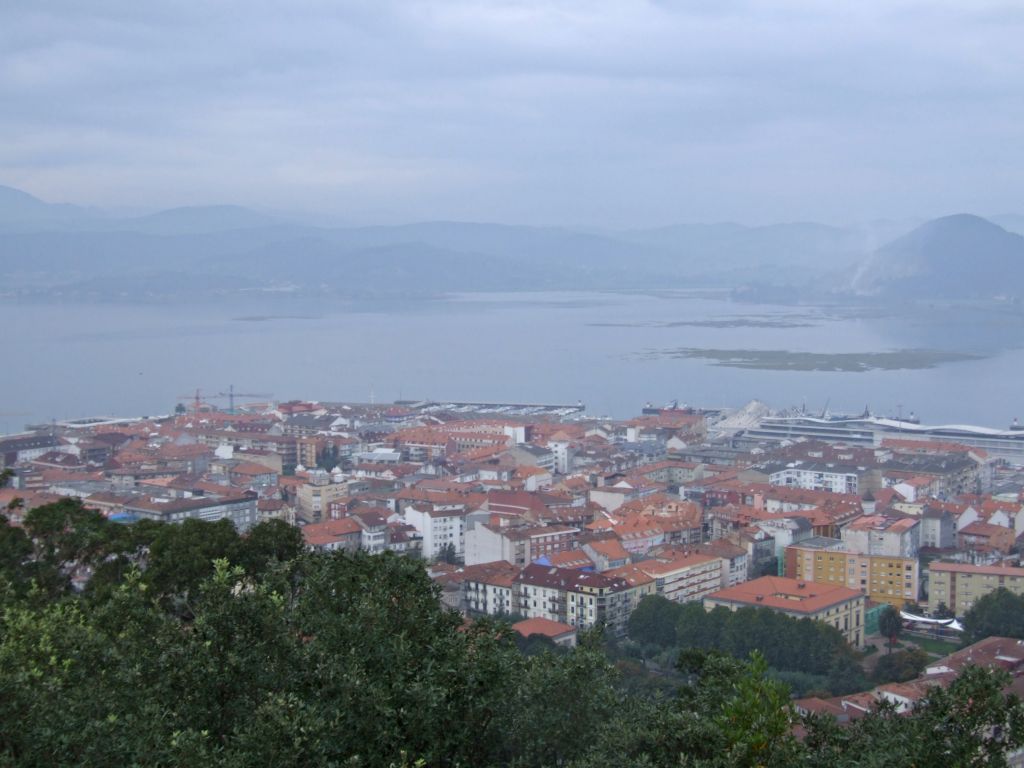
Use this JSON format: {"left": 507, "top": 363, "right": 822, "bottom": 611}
{"left": 706, "top": 575, "right": 863, "bottom": 614}
{"left": 302, "top": 517, "right": 362, "bottom": 546}
{"left": 639, "top": 552, "right": 719, "bottom": 576}
{"left": 585, "top": 538, "right": 631, "bottom": 561}
{"left": 604, "top": 563, "right": 657, "bottom": 587}
{"left": 545, "top": 550, "right": 595, "bottom": 569}
{"left": 512, "top": 617, "right": 577, "bottom": 639}
{"left": 461, "top": 560, "right": 521, "bottom": 588}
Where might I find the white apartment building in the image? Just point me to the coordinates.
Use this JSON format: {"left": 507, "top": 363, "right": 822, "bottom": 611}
{"left": 404, "top": 503, "right": 467, "bottom": 561}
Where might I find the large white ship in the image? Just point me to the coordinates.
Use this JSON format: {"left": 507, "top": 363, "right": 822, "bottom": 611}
{"left": 743, "top": 412, "right": 1024, "bottom": 464}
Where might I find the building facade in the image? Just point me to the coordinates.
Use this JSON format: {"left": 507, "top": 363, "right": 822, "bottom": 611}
{"left": 704, "top": 575, "right": 866, "bottom": 648}
{"left": 927, "top": 561, "right": 1024, "bottom": 616}
{"left": 785, "top": 538, "right": 920, "bottom": 609}
{"left": 515, "top": 564, "right": 632, "bottom": 634}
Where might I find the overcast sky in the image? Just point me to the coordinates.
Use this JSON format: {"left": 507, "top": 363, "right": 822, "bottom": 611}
{"left": 2, "top": 1, "right": 1023, "bottom": 227}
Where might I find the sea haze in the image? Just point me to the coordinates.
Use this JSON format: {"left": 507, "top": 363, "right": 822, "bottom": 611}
{"left": 4, "top": 186, "right": 1024, "bottom": 430}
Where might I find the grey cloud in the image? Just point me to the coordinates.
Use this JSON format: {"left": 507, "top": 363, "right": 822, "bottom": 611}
{"left": 1, "top": 1, "right": 1022, "bottom": 226}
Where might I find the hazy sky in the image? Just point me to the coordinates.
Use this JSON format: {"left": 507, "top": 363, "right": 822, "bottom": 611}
{"left": 2, "top": 1, "right": 1023, "bottom": 227}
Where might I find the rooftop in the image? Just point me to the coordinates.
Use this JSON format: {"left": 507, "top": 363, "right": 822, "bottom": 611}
{"left": 706, "top": 575, "right": 863, "bottom": 614}
{"left": 512, "top": 617, "right": 577, "bottom": 639}
{"left": 929, "top": 561, "right": 1024, "bottom": 576}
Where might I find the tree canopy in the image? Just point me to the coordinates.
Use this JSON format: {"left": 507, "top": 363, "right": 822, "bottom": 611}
{"left": 1, "top": 502, "right": 1024, "bottom": 767}
{"left": 962, "top": 588, "right": 1024, "bottom": 645}
{"left": 627, "top": 595, "right": 865, "bottom": 696}
{"left": 878, "top": 605, "right": 903, "bottom": 653}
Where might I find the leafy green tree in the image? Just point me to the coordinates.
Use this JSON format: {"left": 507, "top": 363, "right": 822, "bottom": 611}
{"left": 23, "top": 497, "right": 110, "bottom": 565}
{"left": 20, "top": 497, "right": 117, "bottom": 599}
{"left": 713, "top": 651, "right": 800, "bottom": 767}
{"left": 514, "top": 632, "right": 561, "bottom": 656}
{"left": 142, "top": 517, "right": 241, "bottom": 608}
{"left": 670, "top": 602, "right": 849, "bottom": 678}
{"left": 878, "top": 604, "right": 903, "bottom": 653}
{"left": 234, "top": 518, "right": 304, "bottom": 576}
{"left": 826, "top": 653, "right": 869, "bottom": 696}
{"left": 676, "top": 601, "right": 729, "bottom": 651}
{"left": 0, "top": 514, "right": 32, "bottom": 593}
{"left": 6, "top": 535, "right": 1024, "bottom": 768}
{"left": 962, "top": 588, "right": 1024, "bottom": 645}
{"left": 436, "top": 541, "right": 458, "bottom": 564}
{"left": 803, "top": 664, "right": 1024, "bottom": 767}
{"left": 872, "top": 646, "right": 929, "bottom": 684}
{"left": 934, "top": 601, "right": 954, "bottom": 619}
{"left": 574, "top": 649, "right": 801, "bottom": 768}
{"left": 627, "top": 594, "right": 681, "bottom": 649}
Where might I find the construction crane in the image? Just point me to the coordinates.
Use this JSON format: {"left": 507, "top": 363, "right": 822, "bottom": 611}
{"left": 176, "top": 386, "right": 273, "bottom": 416}
{"left": 215, "top": 385, "right": 273, "bottom": 414}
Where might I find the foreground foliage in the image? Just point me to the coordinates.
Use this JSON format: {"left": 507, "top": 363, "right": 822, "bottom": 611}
{"left": 963, "top": 588, "right": 1024, "bottom": 646}
{"left": 628, "top": 594, "right": 868, "bottom": 696}
{"left": 1, "top": 505, "right": 1024, "bottom": 766}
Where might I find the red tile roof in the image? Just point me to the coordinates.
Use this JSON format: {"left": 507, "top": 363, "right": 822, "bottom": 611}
{"left": 706, "top": 575, "right": 863, "bottom": 614}
{"left": 512, "top": 617, "right": 577, "bottom": 640}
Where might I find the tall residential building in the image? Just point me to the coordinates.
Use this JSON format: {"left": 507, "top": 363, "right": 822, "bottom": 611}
{"left": 515, "top": 564, "right": 633, "bottom": 635}
{"left": 927, "top": 561, "right": 1024, "bottom": 616}
{"left": 841, "top": 515, "right": 920, "bottom": 558}
{"left": 403, "top": 503, "right": 468, "bottom": 561}
{"left": 767, "top": 462, "right": 861, "bottom": 495}
{"left": 635, "top": 553, "right": 726, "bottom": 604}
{"left": 784, "top": 537, "right": 919, "bottom": 609}
{"left": 462, "top": 561, "right": 521, "bottom": 616}
{"left": 464, "top": 522, "right": 578, "bottom": 566}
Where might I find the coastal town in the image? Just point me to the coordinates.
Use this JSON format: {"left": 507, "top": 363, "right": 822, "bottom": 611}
{"left": 4, "top": 394, "right": 1024, "bottom": 734}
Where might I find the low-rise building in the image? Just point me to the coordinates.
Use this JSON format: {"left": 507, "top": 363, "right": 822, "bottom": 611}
{"left": 506, "top": 444, "right": 557, "bottom": 473}
{"left": 352, "top": 509, "right": 392, "bottom": 555}
{"left": 688, "top": 540, "right": 749, "bottom": 586}
{"left": 512, "top": 617, "right": 578, "bottom": 647}
{"left": 753, "top": 516, "right": 813, "bottom": 558}
{"left": 124, "top": 490, "right": 259, "bottom": 531}
{"left": 920, "top": 504, "right": 956, "bottom": 549}
{"left": 704, "top": 575, "right": 866, "bottom": 648}
{"left": 302, "top": 517, "right": 363, "bottom": 552}
{"left": 958, "top": 521, "right": 1016, "bottom": 555}
{"left": 295, "top": 476, "right": 348, "bottom": 523}
{"left": 582, "top": 538, "right": 631, "bottom": 571}
{"left": 768, "top": 462, "right": 861, "bottom": 495}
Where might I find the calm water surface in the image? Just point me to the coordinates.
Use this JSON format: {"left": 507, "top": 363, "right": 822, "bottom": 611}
{"left": 5, "top": 291, "right": 1023, "bottom": 431}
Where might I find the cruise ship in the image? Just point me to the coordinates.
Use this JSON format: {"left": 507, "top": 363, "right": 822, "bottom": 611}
{"left": 743, "top": 413, "right": 1024, "bottom": 464}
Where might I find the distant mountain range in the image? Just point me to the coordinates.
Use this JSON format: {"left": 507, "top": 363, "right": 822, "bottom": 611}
{"left": 1, "top": 184, "right": 1021, "bottom": 302}
{"left": 0, "top": 185, "right": 96, "bottom": 228}
{"left": 852, "top": 214, "right": 1024, "bottom": 299}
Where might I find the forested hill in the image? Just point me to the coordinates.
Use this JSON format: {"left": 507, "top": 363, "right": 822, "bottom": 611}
{"left": 1, "top": 498, "right": 1023, "bottom": 767}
